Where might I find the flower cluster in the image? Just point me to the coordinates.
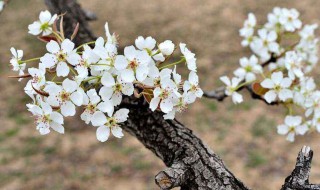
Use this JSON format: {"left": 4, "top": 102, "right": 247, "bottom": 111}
{"left": 221, "top": 7, "right": 320, "bottom": 142}
{"left": 9, "top": 11, "right": 203, "bottom": 142}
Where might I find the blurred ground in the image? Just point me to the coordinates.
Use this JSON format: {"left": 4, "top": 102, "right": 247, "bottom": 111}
{"left": 1, "top": 0, "right": 320, "bottom": 189}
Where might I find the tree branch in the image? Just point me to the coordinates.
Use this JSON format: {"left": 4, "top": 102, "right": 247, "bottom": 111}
{"left": 44, "top": 1, "right": 318, "bottom": 189}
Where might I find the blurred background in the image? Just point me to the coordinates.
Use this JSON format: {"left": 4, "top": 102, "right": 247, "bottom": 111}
{"left": 1, "top": 0, "right": 320, "bottom": 189}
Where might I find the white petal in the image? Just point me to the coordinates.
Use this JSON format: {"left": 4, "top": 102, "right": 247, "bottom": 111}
{"left": 111, "top": 126, "right": 124, "bottom": 138}
{"left": 50, "top": 112, "right": 64, "bottom": 124}
{"left": 160, "top": 99, "right": 173, "bottom": 113}
{"left": 261, "top": 79, "right": 274, "bottom": 89}
{"left": 101, "top": 72, "right": 116, "bottom": 87}
{"left": 91, "top": 111, "right": 107, "bottom": 127}
{"left": 61, "top": 101, "right": 76, "bottom": 117}
{"left": 278, "top": 89, "right": 293, "bottom": 101}
{"left": 97, "top": 101, "right": 114, "bottom": 117}
{"left": 96, "top": 126, "right": 110, "bottom": 142}
{"left": 121, "top": 69, "right": 135, "bottom": 83}
{"left": 277, "top": 124, "right": 289, "bottom": 135}
{"left": 46, "top": 40, "right": 60, "bottom": 53}
{"left": 220, "top": 76, "right": 231, "bottom": 86}
{"left": 99, "top": 86, "right": 113, "bottom": 101}
{"left": 70, "top": 91, "right": 83, "bottom": 106}
{"left": 114, "top": 109, "right": 129, "bottom": 122}
{"left": 51, "top": 122, "right": 65, "bottom": 134}
{"left": 114, "top": 55, "right": 128, "bottom": 70}
{"left": 150, "top": 97, "right": 161, "bottom": 111}
{"left": 232, "top": 92, "right": 243, "bottom": 104}
{"left": 56, "top": 62, "right": 70, "bottom": 77}
{"left": 62, "top": 78, "right": 78, "bottom": 93}
{"left": 264, "top": 90, "right": 277, "bottom": 103}
{"left": 61, "top": 39, "right": 75, "bottom": 53}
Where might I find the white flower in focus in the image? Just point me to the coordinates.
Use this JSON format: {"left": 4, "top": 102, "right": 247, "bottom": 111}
{"left": 220, "top": 76, "right": 243, "bottom": 104}
{"left": 135, "top": 36, "right": 156, "bottom": 51}
{"left": 150, "top": 79, "right": 179, "bottom": 113}
{"left": 277, "top": 115, "right": 308, "bottom": 142}
{"left": 75, "top": 45, "right": 100, "bottom": 78}
{"left": 41, "top": 39, "right": 81, "bottom": 76}
{"left": 114, "top": 45, "right": 151, "bottom": 82}
{"left": 159, "top": 40, "right": 175, "bottom": 56}
{"left": 28, "top": 67, "right": 46, "bottom": 89}
{"left": 261, "top": 71, "right": 293, "bottom": 103}
{"left": 81, "top": 89, "right": 114, "bottom": 124}
{"left": 91, "top": 109, "right": 129, "bottom": 142}
{"left": 10, "top": 47, "right": 26, "bottom": 77}
{"left": 234, "top": 55, "right": 262, "bottom": 82}
{"left": 28, "top": 10, "right": 57, "bottom": 36}
{"left": 279, "top": 8, "right": 302, "bottom": 32}
{"left": 183, "top": 71, "right": 203, "bottom": 103}
{"left": 305, "top": 91, "right": 320, "bottom": 117}
{"left": 28, "top": 101, "right": 64, "bottom": 135}
{"left": 46, "top": 78, "right": 83, "bottom": 117}
{"left": 143, "top": 66, "right": 171, "bottom": 87}
{"left": 99, "top": 74, "right": 134, "bottom": 106}
{"left": 163, "top": 93, "right": 191, "bottom": 120}
{"left": 180, "top": 43, "right": 197, "bottom": 72}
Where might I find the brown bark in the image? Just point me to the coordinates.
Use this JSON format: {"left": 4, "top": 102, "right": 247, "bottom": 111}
{"left": 44, "top": 0, "right": 320, "bottom": 189}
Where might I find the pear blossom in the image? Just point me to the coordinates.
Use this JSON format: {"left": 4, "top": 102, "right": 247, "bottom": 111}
{"left": 277, "top": 115, "right": 308, "bottom": 142}
{"left": 265, "top": 7, "right": 282, "bottom": 30}
{"left": 261, "top": 71, "right": 293, "bottom": 103}
{"left": 46, "top": 78, "right": 83, "bottom": 116}
{"left": 180, "top": 43, "right": 197, "bottom": 72}
{"left": 28, "top": 10, "right": 57, "bottom": 36}
{"left": 41, "top": 39, "right": 81, "bottom": 76}
{"left": 234, "top": 55, "right": 262, "bottom": 82}
{"left": 183, "top": 71, "right": 203, "bottom": 103}
{"left": 159, "top": 40, "right": 175, "bottom": 56}
{"left": 220, "top": 76, "right": 243, "bottom": 104}
{"left": 10, "top": 48, "right": 26, "bottom": 77}
{"left": 251, "top": 29, "right": 280, "bottom": 59}
{"left": 143, "top": 67, "right": 171, "bottom": 87}
{"left": 28, "top": 67, "right": 46, "bottom": 89}
{"left": 99, "top": 74, "right": 134, "bottom": 106}
{"left": 163, "top": 93, "right": 193, "bottom": 120}
{"left": 91, "top": 109, "right": 129, "bottom": 142}
{"left": 28, "top": 101, "right": 64, "bottom": 135}
{"left": 75, "top": 45, "right": 100, "bottom": 78}
{"left": 240, "top": 13, "right": 256, "bottom": 46}
{"left": 150, "top": 79, "right": 179, "bottom": 113}
{"left": 81, "top": 89, "right": 114, "bottom": 124}
{"left": 114, "top": 45, "right": 151, "bottom": 82}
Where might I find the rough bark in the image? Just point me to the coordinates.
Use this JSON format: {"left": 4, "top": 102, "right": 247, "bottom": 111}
{"left": 45, "top": 0, "right": 320, "bottom": 189}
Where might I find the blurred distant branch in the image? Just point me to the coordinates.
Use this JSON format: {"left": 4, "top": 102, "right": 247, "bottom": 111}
{"left": 44, "top": 0, "right": 316, "bottom": 189}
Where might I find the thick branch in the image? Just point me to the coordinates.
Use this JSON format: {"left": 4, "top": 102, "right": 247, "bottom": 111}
{"left": 281, "top": 146, "right": 320, "bottom": 190}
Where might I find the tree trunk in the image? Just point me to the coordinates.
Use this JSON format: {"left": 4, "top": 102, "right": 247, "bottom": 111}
{"left": 44, "top": 0, "right": 320, "bottom": 189}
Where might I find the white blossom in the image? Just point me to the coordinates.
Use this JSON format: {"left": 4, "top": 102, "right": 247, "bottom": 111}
{"left": 234, "top": 55, "right": 262, "bottom": 82}
{"left": 220, "top": 76, "right": 243, "bottom": 104}
{"left": 277, "top": 115, "right": 308, "bottom": 142}
{"left": 28, "top": 10, "right": 57, "bottom": 36}
{"left": 261, "top": 71, "right": 293, "bottom": 103}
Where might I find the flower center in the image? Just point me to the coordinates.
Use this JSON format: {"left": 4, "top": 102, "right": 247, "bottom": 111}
{"left": 160, "top": 89, "right": 170, "bottom": 99}
{"left": 114, "top": 83, "right": 122, "bottom": 92}
{"left": 59, "top": 90, "right": 70, "bottom": 102}
{"left": 86, "top": 103, "right": 96, "bottom": 114}
{"left": 40, "top": 22, "right": 50, "bottom": 31}
{"left": 57, "top": 51, "right": 67, "bottom": 62}
{"left": 107, "top": 117, "right": 117, "bottom": 127}
{"left": 128, "top": 60, "right": 138, "bottom": 70}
